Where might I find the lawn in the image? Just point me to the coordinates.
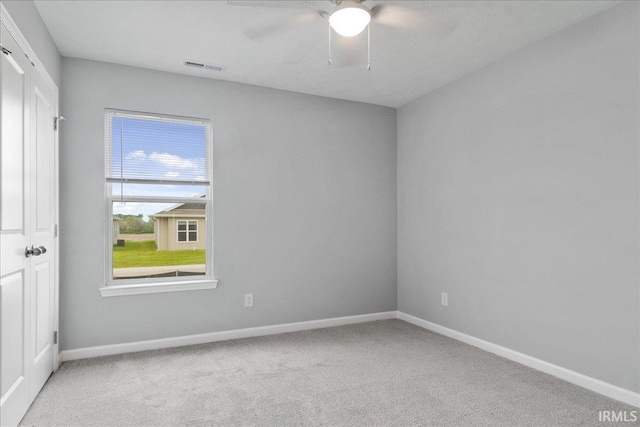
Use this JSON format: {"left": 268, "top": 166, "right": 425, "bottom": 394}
{"left": 113, "top": 240, "right": 205, "bottom": 268}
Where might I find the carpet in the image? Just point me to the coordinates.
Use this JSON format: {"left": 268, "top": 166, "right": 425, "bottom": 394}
{"left": 20, "top": 319, "right": 637, "bottom": 426}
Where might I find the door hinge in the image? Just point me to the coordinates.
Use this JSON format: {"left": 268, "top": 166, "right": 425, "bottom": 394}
{"left": 54, "top": 224, "right": 58, "bottom": 237}
{"left": 1, "top": 45, "right": 11, "bottom": 56}
{"left": 54, "top": 116, "right": 65, "bottom": 131}
{"left": 53, "top": 331, "right": 58, "bottom": 345}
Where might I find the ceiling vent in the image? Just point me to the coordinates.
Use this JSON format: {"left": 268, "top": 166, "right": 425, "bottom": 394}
{"left": 184, "top": 60, "right": 225, "bottom": 72}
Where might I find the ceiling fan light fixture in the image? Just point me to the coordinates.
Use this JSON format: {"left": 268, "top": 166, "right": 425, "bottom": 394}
{"left": 329, "top": 1, "right": 371, "bottom": 37}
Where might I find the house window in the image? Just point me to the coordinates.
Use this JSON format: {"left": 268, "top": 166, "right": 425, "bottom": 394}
{"left": 101, "top": 109, "right": 216, "bottom": 297}
{"left": 177, "top": 220, "right": 198, "bottom": 242}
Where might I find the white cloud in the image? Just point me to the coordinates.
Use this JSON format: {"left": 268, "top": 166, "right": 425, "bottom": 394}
{"left": 149, "top": 152, "right": 198, "bottom": 170}
{"left": 126, "top": 150, "right": 146, "bottom": 160}
{"left": 165, "top": 171, "right": 181, "bottom": 179}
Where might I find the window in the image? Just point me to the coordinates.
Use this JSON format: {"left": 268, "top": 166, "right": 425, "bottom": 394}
{"left": 101, "top": 109, "right": 216, "bottom": 297}
{"left": 177, "top": 220, "right": 198, "bottom": 242}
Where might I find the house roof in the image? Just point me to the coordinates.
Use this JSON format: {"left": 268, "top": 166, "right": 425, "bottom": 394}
{"left": 154, "top": 208, "right": 205, "bottom": 218}
{"left": 153, "top": 196, "right": 206, "bottom": 218}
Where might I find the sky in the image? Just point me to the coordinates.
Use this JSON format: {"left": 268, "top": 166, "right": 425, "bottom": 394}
{"left": 110, "top": 116, "right": 209, "bottom": 220}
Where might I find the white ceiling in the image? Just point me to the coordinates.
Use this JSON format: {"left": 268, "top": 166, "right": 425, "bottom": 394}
{"left": 34, "top": 0, "right": 619, "bottom": 107}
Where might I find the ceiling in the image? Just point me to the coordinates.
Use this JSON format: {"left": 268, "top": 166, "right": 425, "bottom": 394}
{"left": 34, "top": 0, "right": 619, "bottom": 107}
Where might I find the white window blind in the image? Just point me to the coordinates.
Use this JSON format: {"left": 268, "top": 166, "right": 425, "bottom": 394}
{"left": 105, "top": 109, "right": 211, "bottom": 186}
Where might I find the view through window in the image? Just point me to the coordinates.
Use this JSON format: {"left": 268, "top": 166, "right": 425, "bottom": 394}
{"left": 105, "top": 110, "right": 212, "bottom": 283}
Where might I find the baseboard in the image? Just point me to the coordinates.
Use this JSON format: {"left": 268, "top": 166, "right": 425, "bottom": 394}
{"left": 397, "top": 311, "right": 640, "bottom": 408}
{"left": 60, "top": 311, "right": 396, "bottom": 362}
{"left": 58, "top": 310, "right": 640, "bottom": 408}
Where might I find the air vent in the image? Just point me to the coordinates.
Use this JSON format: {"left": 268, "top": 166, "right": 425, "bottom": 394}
{"left": 184, "top": 60, "right": 225, "bottom": 72}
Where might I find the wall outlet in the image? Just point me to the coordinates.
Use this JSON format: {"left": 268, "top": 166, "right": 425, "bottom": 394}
{"left": 441, "top": 292, "right": 448, "bottom": 306}
{"left": 244, "top": 293, "right": 254, "bottom": 308}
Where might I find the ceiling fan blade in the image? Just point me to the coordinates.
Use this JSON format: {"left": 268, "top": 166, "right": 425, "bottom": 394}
{"left": 242, "top": 10, "right": 326, "bottom": 41}
{"left": 228, "top": 0, "right": 323, "bottom": 10}
{"left": 371, "top": 5, "right": 456, "bottom": 37}
{"left": 330, "top": 34, "right": 367, "bottom": 69}
{"left": 282, "top": 38, "right": 321, "bottom": 64}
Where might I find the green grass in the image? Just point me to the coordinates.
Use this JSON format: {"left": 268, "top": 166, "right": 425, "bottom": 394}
{"left": 113, "top": 240, "right": 205, "bottom": 268}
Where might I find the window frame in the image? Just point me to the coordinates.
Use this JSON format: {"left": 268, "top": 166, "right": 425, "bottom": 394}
{"left": 176, "top": 219, "right": 198, "bottom": 243}
{"left": 100, "top": 109, "right": 217, "bottom": 297}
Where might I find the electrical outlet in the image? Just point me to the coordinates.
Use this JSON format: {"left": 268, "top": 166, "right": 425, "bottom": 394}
{"left": 244, "top": 293, "right": 253, "bottom": 308}
{"left": 441, "top": 292, "right": 448, "bottom": 306}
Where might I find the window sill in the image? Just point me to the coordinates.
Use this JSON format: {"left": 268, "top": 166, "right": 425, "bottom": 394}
{"left": 99, "top": 279, "right": 218, "bottom": 297}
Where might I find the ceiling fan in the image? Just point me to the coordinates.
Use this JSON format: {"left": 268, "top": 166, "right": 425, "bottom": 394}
{"left": 229, "top": 0, "right": 454, "bottom": 69}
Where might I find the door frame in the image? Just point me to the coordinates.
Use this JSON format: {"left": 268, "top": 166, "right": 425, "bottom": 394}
{"left": 1, "top": 4, "right": 60, "bottom": 370}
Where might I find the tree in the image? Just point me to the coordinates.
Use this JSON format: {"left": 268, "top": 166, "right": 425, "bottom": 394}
{"left": 114, "top": 214, "right": 154, "bottom": 234}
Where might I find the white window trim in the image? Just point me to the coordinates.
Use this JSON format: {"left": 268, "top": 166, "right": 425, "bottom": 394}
{"left": 176, "top": 219, "right": 198, "bottom": 243}
{"left": 100, "top": 279, "right": 218, "bottom": 297}
{"left": 101, "top": 109, "right": 217, "bottom": 297}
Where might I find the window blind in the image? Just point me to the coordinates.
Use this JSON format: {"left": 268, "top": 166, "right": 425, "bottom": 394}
{"left": 105, "top": 109, "right": 211, "bottom": 186}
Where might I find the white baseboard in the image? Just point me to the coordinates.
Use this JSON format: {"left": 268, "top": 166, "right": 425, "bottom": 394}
{"left": 60, "top": 311, "right": 396, "bottom": 362}
{"left": 59, "top": 310, "right": 639, "bottom": 408}
{"left": 397, "top": 311, "right": 640, "bottom": 409}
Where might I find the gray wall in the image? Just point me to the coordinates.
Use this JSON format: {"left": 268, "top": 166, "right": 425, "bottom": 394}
{"left": 60, "top": 58, "right": 397, "bottom": 350}
{"left": 1, "top": 0, "right": 61, "bottom": 88}
{"left": 397, "top": 2, "right": 639, "bottom": 393}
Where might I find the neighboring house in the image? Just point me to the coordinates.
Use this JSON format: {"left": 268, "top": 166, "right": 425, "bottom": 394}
{"left": 153, "top": 202, "right": 205, "bottom": 251}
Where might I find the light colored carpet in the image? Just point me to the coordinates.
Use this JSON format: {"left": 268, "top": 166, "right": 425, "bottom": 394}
{"left": 20, "top": 320, "right": 636, "bottom": 426}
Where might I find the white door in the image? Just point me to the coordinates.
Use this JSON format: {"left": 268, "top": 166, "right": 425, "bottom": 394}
{"left": 1, "top": 22, "right": 57, "bottom": 427}
{"left": 28, "top": 53, "right": 56, "bottom": 402}
{"left": 0, "top": 23, "right": 32, "bottom": 427}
